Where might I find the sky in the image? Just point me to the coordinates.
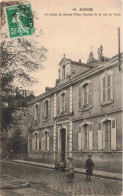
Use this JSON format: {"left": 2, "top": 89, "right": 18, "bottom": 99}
{"left": 2, "top": 0, "right": 122, "bottom": 96}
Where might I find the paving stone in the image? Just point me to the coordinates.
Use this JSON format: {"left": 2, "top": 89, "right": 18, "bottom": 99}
{"left": 1, "top": 160, "right": 122, "bottom": 196}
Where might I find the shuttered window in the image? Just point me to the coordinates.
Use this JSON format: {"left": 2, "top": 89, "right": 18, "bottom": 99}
{"left": 78, "top": 124, "right": 93, "bottom": 151}
{"left": 78, "top": 81, "right": 93, "bottom": 109}
{"left": 98, "top": 122, "right": 102, "bottom": 150}
{"left": 42, "top": 131, "right": 50, "bottom": 151}
{"left": 57, "top": 91, "right": 68, "bottom": 115}
{"left": 42, "top": 99, "right": 50, "bottom": 120}
{"left": 101, "top": 74, "right": 113, "bottom": 104}
{"left": 98, "top": 119, "right": 116, "bottom": 150}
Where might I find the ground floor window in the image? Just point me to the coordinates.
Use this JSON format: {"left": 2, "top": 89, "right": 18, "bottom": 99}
{"left": 78, "top": 123, "right": 93, "bottom": 151}
{"left": 98, "top": 118, "right": 116, "bottom": 150}
{"left": 41, "top": 130, "right": 50, "bottom": 151}
{"left": 32, "top": 132, "right": 39, "bottom": 151}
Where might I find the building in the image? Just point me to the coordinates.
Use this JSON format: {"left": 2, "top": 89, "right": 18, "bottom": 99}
{"left": 27, "top": 46, "right": 122, "bottom": 173}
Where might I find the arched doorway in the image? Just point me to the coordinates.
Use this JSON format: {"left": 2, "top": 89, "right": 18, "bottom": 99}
{"left": 60, "top": 128, "right": 66, "bottom": 162}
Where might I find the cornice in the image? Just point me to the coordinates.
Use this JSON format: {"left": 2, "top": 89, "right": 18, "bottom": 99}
{"left": 27, "top": 55, "right": 122, "bottom": 105}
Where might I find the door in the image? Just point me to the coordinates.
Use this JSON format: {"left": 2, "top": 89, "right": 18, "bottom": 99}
{"left": 60, "top": 128, "right": 66, "bottom": 162}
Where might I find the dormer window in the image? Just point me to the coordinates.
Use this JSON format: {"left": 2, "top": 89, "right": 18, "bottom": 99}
{"left": 62, "top": 65, "right": 65, "bottom": 80}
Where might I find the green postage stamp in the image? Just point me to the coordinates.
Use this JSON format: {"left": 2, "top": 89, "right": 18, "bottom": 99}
{"left": 6, "top": 4, "right": 34, "bottom": 38}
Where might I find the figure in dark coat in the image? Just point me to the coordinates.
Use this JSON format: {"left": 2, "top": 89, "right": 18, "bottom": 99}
{"left": 85, "top": 154, "right": 94, "bottom": 181}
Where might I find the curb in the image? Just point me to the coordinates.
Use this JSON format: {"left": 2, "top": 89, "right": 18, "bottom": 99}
{"left": 1, "top": 182, "right": 30, "bottom": 190}
{"left": 11, "top": 160, "right": 122, "bottom": 181}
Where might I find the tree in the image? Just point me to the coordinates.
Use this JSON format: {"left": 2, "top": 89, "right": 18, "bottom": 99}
{"left": 7, "top": 129, "right": 27, "bottom": 157}
{"left": 0, "top": 1, "right": 48, "bottom": 154}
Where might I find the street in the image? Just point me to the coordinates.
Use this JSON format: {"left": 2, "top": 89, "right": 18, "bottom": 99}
{"left": 0, "top": 160, "right": 122, "bottom": 196}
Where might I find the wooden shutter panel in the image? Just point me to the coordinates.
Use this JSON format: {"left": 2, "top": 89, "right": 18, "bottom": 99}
{"left": 81, "top": 127, "right": 84, "bottom": 149}
{"left": 41, "top": 133, "right": 44, "bottom": 151}
{"left": 98, "top": 122, "right": 102, "bottom": 150}
{"left": 78, "top": 86, "right": 82, "bottom": 109}
{"left": 65, "top": 92, "right": 68, "bottom": 113}
{"left": 42, "top": 102, "right": 44, "bottom": 120}
{"left": 58, "top": 129, "right": 60, "bottom": 151}
{"left": 57, "top": 95, "right": 60, "bottom": 115}
{"left": 111, "top": 119, "right": 116, "bottom": 150}
{"left": 38, "top": 104, "right": 40, "bottom": 122}
{"left": 107, "top": 75, "right": 111, "bottom": 102}
{"left": 48, "top": 99, "right": 50, "bottom": 118}
{"left": 103, "top": 76, "right": 106, "bottom": 103}
{"left": 47, "top": 132, "right": 50, "bottom": 151}
{"left": 102, "top": 126, "right": 105, "bottom": 149}
{"left": 32, "top": 139, "right": 35, "bottom": 151}
{"left": 89, "top": 124, "right": 93, "bottom": 150}
{"left": 88, "top": 82, "right": 93, "bottom": 106}
{"left": 78, "top": 126, "right": 81, "bottom": 151}
{"left": 37, "top": 138, "right": 39, "bottom": 151}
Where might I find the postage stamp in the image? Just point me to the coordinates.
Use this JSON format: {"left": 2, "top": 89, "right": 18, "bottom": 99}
{"left": 5, "top": 4, "right": 34, "bottom": 38}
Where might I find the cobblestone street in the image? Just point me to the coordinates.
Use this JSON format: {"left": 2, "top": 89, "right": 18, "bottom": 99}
{"left": 0, "top": 160, "right": 122, "bottom": 196}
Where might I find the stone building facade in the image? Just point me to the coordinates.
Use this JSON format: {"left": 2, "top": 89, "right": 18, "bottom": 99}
{"left": 27, "top": 46, "right": 122, "bottom": 173}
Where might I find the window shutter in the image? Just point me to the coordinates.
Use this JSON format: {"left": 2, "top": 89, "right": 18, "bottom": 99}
{"left": 48, "top": 99, "right": 50, "bottom": 118}
{"left": 57, "top": 95, "right": 60, "bottom": 115}
{"left": 102, "top": 76, "right": 106, "bottom": 103}
{"left": 65, "top": 92, "right": 68, "bottom": 113}
{"left": 60, "top": 94, "right": 62, "bottom": 113}
{"left": 102, "top": 127, "right": 105, "bottom": 149}
{"left": 41, "top": 133, "right": 44, "bottom": 151}
{"left": 81, "top": 127, "right": 84, "bottom": 149}
{"left": 47, "top": 132, "right": 50, "bottom": 151}
{"left": 111, "top": 119, "right": 116, "bottom": 150}
{"left": 107, "top": 75, "right": 111, "bottom": 102}
{"left": 88, "top": 82, "right": 93, "bottom": 106}
{"left": 44, "top": 101, "right": 47, "bottom": 118}
{"left": 38, "top": 104, "right": 40, "bottom": 122}
{"left": 89, "top": 124, "right": 93, "bottom": 150}
{"left": 98, "top": 123, "right": 102, "bottom": 150}
{"left": 37, "top": 138, "right": 39, "bottom": 151}
{"left": 58, "top": 129, "right": 60, "bottom": 151}
{"left": 32, "top": 139, "right": 35, "bottom": 151}
{"left": 78, "top": 86, "right": 82, "bottom": 109}
{"left": 78, "top": 126, "right": 81, "bottom": 151}
{"left": 32, "top": 106, "right": 35, "bottom": 122}
{"left": 42, "top": 102, "right": 44, "bottom": 120}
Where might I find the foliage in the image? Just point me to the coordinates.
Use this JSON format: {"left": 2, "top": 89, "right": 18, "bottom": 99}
{"left": 0, "top": 1, "right": 48, "bottom": 132}
{"left": 7, "top": 129, "right": 27, "bottom": 155}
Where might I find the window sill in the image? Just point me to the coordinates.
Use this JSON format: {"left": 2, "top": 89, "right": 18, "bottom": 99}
{"left": 55, "top": 111, "right": 74, "bottom": 119}
{"left": 33, "top": 120, "right": 40, "bottom": 124}
{"left": 100, "top": 100, "right": 113, "bottom": 106}
{"left": 79, "top": 105, "right": 93, "bottom": 112}
{"left": 42, "top": 117, "right": 50, "bottom": 122}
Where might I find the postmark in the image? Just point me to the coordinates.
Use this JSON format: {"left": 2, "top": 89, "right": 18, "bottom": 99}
{"left": 5, "top": 4, "right": 34, "bottom": 38}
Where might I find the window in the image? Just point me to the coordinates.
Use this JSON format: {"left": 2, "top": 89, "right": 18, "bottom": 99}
{"left": 41, "top": 130, "right": 50, "bottom": 151}
{"left": 62, "top": 65, "right": 65, "bottom": 80}
{"left": 101, "top": 72, "right": 113, "bottom": 104}
{"left": 57, "top": 91, "right": 68, "bottom": 115}
{"left": 42, "top": 99, "right": 50, "bottom": 120}
{"left": 78, "top": 81, "right": 93, "bottom": 109}
{"left": 78, "top": 123, "right": 93, "bottom": 151}
{"left": 33, "top": 103, "right": 40, "bottom": 122}
{"left": 32, "top": 132, "right": 39, "bottom": 151}
{"left": 98, "top": 118, "right": 116, "bottom": 150}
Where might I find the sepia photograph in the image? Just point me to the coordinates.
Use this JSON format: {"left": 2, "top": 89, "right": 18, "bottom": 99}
{"left": 0, "top": 0, "right": 122, "bottom": 195}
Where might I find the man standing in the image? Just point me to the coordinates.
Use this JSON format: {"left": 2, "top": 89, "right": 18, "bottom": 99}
{"left": 85, "top": 154, "right": 94, "bottom": 181}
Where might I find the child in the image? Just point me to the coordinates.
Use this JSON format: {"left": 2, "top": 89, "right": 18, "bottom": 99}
{"left": 66, "top": 166, "right": 74, "bottom": 183}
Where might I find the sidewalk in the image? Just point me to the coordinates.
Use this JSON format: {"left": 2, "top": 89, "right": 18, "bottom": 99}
{"left": 12, "top": 159, "right": 122, "bottom": 180}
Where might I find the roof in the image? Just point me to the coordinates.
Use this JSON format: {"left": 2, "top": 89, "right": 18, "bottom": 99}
{"left": 27, "top": 53, "right": 122, "bottom": 105}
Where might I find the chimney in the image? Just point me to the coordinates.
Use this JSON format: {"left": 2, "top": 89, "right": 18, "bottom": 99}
{"left": 100, "top": 45, "right": 103, "bottom": 58}
{"left": 97, "top": 48, "right": 100, "bottom": 60}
